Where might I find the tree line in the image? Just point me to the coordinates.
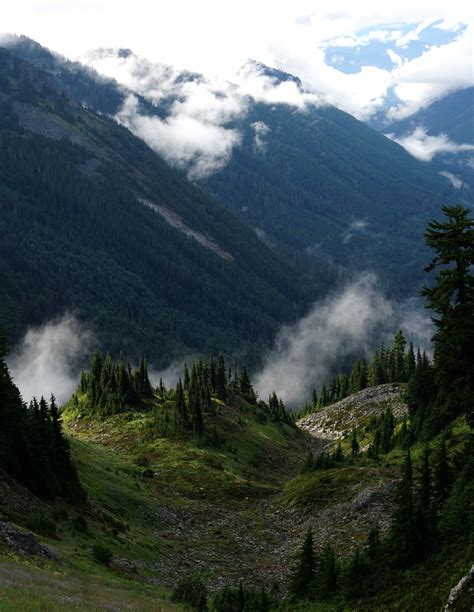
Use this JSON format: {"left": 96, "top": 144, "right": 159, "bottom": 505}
{"left": 0, "top": 329, "right": 85, "bottom": 502}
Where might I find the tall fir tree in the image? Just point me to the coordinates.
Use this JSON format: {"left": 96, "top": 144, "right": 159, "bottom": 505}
{"left": 421, "top": 205, "right": 474, "bottom": 427}
{"left": 289, "top": 526, "right": 317, "bottom": 598}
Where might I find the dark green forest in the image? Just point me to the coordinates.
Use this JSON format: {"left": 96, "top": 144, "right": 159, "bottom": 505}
{"left": 0, "top": 47, "right": 321, "bottom": 365}
{"left": 4, "top": 36, "right": 469, "bottom": 302}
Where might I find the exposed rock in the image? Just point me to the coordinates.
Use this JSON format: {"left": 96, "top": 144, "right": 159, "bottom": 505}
{"left": 0, "top": 522, "right": 59, "bottom": 562}
{"left": 299, "top": 383, "right": 408, "bottom": 441}
{"left": 445, "top": 565, "right": 474, "bottom": 611}
{"left": 111, "top": 557, "right": 139, "bottom": 575}
{"left": 138, "top": 197, "right": 234, "bottom": 262}
{"left": 352, "top": 480, "right": 397, "bottom": 511}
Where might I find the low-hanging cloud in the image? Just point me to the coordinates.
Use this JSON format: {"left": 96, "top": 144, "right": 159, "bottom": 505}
{"left": 117, "top": 94, "right": 242, "bottom": 179}
{"left": 387, "top": 127, "right": 474, "bottom": 162}
{"left": 8, "top": 314, "right": 94, "bottom": 405}
{"left": 148, "top": 355, "right": 197, "bottom": 391}
{"left": 254, "top": 275, "right": 433, "bottom": 408}
{"left": 84, "top": 49, "right": 322, "bottom": 178}
{"left": 439, "top": 170, "right": 466, "bottom": 189}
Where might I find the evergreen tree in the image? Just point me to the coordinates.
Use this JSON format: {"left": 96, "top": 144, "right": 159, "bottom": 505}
{"left": 405, "top": 342, "right": 416, "bottom": 380}
{"left": 215, "top": 353, "right": 227, "bottom": 402}
{"left": 432, "top": 436, "right": 451, "bottom": 508}
{"left": 351, "top": 431, "right": 359, "bottom": 457}
{"left": 366, "top": 523, "right": 380, "bottom": 560}
{"left": 419, "top": 445, "right": 432, "bottom": 515}
{"left": 318, "top": 543, "right": 338, "bottom": 597}
{"left": 389, "top": 330, "right": 407, "bottom": 382}
{"left": 343, "top": 549, "right": 366, "bottom": 599}
{"left": 289, "top": 526, "right": 317, "bottom": 598}
{"left": 421, "top": 205, "right": 474, "bottom": 427}
{"left": 389, "top": 451, "right": 417, "bottom": 566}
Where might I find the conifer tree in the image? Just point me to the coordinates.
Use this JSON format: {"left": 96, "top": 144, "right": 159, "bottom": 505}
{"left": 432, "top": 436, "right": 451, "bottom": 507}
{"left": 351, "top": 431, "right": 359, "bottom": 457}
{"left": 405, "top": 342, "right": 416, "bottom": 380}
{"left": 422, "top": 205, "right": 474, "bottom": 426}
{"left": 215, "top": 353, "right": 227, "bottom": 402}
{"left": 366, "top": 523, "right": 380, "bottom": 560}
{"left": 390, "top": 330, "right": 406, "bottom": 382}
{"left": 389, "top": 451, "right": 417, "bottom": 566}
{"left": 419, "top": 445, "right": 432, "bottom": 514}
{"left": 289, "top": 526, "right": 317, "bottom": 598}
{"left": 318, "top": 543, "right": 338, "bottom": 597}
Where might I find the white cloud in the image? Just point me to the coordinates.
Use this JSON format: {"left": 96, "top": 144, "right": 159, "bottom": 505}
{"left": 388, "top": 23, "right": 474, "bottom": 119}
{"left": 254, "top": 274, "right": 433, "bottom": 408}
{"left": 116, "top": 95, "right": 241, "bottom": 179}
{"left": 8, "top": 314, "right": 94, "bottom": 405}
{"left": 342, "top": 219, "right": 369, "bottom": 243}
{"left": 387, "top": 126, "right": 474, "bottom": 161}
{"left": 1, "top": 2, "right": 473, "bottom": 123}
{"left": 250, "top": 121, "right": 270, "bottom": 151}
{"left": 439, "top": 171, "right": 466, "bottom": 189}
{"left": 86, "top": 49, "right": 321, "bottom": 177}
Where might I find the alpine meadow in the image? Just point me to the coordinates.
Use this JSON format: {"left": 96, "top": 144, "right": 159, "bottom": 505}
{"left": 0, "top": 3, "right": 473, "bottom": 611}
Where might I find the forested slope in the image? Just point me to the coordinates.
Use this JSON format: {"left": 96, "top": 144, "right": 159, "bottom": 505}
{"left": 0, "top": 48, "right": 317, "bottom": 364}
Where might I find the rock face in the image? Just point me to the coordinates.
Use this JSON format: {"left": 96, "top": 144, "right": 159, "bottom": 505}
{"left": 0, "top": 522, "right": 59, "bottom": 562}
{"left": 298, "top": 383, "right": 408, "bottom": 442}
{"left": 445, "top": 565, "right": 474, "bottom": 611}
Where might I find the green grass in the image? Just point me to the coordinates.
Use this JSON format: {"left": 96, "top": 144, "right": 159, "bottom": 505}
{"left": 0, "top": 556, "right": 181, "bottom": 611}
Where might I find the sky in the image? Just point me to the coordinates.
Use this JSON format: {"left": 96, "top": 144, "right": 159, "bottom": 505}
{"left": 1, "top": 0, "right": 473, "bottom": 122}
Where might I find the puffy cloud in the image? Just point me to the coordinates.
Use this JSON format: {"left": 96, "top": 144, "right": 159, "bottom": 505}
{"left": 8, "top": 314, "right": 94, "bottom": 405}
{"left": 86, "top": 49, "right": 322, "bottom": 178}
{"left": 2, "top": 1, "right": 472, "bottom": 126}
{"left": 116, "top": 94, "right": 242, "bottom": 179}
{"left": 254, "top": 274, "right": 433, "bottom": 408}
{"left": 387, "top": 127, "right": 474, "bottom": 161}
{"left": 387, "top": 23, "right": 474, "bottom": 120}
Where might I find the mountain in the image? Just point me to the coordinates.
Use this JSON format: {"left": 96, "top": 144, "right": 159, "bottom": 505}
{"left": 384, "top": 87, "right": 474, "bottom": 195}
{"left": 0, "top": 46, "right": 318, "bottom": 365}
{"left": 3, "top": 37, "right": 466, "bottom": 298}
{"left": 386, "top": 87, "right": 474, "bottom": 145}
{"left": 204, "top": 101, "right": 462, "bottom": 296}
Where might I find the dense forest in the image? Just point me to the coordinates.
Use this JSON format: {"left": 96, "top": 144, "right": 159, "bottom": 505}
{"left": 0, "top": 46, "right": 322, "bottom": 365}
{"left": 3, "top": 36, "right": 468, "bottom": 300}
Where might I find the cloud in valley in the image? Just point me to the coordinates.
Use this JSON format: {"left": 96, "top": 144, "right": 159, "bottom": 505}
{"left": 254, "top": 275, "right": 433, "bottom": 408}
{"left": 387, "top": 127, "right": 474, "bottom": 162}
{"left": 8, "top": 314, "right": 94, "bottom": 405}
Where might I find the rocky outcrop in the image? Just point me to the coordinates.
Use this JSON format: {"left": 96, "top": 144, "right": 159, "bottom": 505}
{"left": 445, "top": 565, "right": 474, "bottom": 611}
{"left": 298, "top": 383, "right": 408, "bottom": 442}
{"left": 0, "top": 522, "right": 59, "bottom": 562}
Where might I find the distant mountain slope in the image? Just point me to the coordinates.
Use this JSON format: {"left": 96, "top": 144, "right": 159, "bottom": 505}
{"left": 387, "top": 87, "right": 474, "bottom": 145}
{"left": 4, "top": 37, "right": 467, "bottom": 297}
{"left": 0, "top": 47, "right": 317, "bottom": 364}
{"left": 204, "top": 102, "right": 461, "bottom": 295}
{"left": 384, "top": 87, "right": 474, "bottom": 196}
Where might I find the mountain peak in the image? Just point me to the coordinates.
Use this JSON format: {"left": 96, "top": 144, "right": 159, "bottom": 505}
{"left": 242, "top": 59, "right": 303, "bottom": 90}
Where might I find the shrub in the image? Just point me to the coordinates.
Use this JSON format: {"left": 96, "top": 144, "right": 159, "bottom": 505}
{"left": 92, "top": 544, "right": 113, "bottom": 565}
{"left": 26, "top": 514, "right": 58, "bottom": 538}
{"left": 172, "top": 575, "right": 208, "bottom": 608}
{"left": 72, "top": 515, "right": 88, "bottom": 534}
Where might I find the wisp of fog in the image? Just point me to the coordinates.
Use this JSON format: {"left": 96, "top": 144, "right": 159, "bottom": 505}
{"left": 8, "top": 314, "right": 94, "bottom": 405}
{"left": 254, "top": 274, "right": 433, "bottom": 409}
